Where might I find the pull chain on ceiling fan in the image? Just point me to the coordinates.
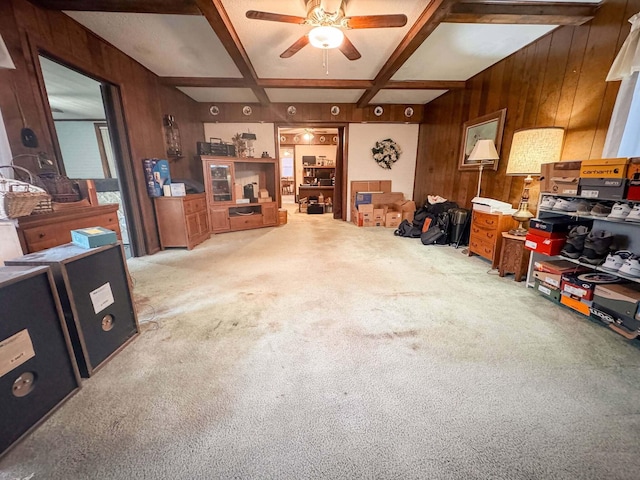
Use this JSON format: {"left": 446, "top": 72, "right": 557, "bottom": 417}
{"left": 246, "top": 0, "right": 408, "bottom": 62}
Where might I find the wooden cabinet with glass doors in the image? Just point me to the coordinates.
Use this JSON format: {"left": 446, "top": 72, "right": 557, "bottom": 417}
{"left": 201, "top": 156, "right": 278, "bottom": 233}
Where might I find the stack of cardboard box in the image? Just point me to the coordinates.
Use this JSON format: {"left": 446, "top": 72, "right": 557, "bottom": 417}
{"left": 350, "top": 181, "right": 416, "bottom": 228}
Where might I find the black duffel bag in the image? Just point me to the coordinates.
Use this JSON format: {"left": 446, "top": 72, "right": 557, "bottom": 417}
{"left": 394, "top": 219, "right": 422, "bottom": 238}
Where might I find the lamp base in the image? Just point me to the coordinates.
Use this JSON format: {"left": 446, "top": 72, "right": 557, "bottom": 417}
{"left": 509, "top": 223, "right": 529, "bottom": 236}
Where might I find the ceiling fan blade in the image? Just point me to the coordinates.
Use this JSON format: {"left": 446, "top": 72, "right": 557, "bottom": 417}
{"left": 246, "top": 10, "right": 307, "bottom": 24}
{"left": 338, "top": 35, "right": 361, "bottom": 61}
{"left": 344, "top": 14, "right": 408, "bottom": 29}
{"left": 280, "top": 35, "right": 310, "bottom": 59}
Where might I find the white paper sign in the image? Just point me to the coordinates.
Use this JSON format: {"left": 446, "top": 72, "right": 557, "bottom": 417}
{"left": 0, "top": 329, "right": 35, "bottom": 378}
{"left": 89, "top": 282, "right": 115, "bottom": 314}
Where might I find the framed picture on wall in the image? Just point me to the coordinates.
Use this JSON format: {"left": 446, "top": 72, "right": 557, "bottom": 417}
{"left": 458, "top": 109, "right": 506, "bottom": 171}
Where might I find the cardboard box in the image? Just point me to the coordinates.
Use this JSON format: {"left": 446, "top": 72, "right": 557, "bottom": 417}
{"left": 533, "top": 259, "right": 588, "bottom": 275}
{"left": 373, "top": 208, "right": 385, "bottom": 221}
{"left": 393, "top": 200, "right": 417, "bottom": 223}
{"left": 561, "top": 293, "right": 591, "bottom": 316}
{"left": 524, "top": 233, "right": 565, "bottom": 256}
{"left": 71, "top": 227, "right": 118, "bottom": 249}
{"left": 529, "top": 217, "right": 578, "bottom": 233}
{"left": 142, "top": 158, "right": 171, "bottom": 197}
{"left": 258, "top": 189, "right": 269, "bottom": 198}
{"left": 350, "top": 180, "right": 392, "bottom": 197}
{"left": 355, "top": 192, "right": 373, "bottom": 208}
{"left": 534, "top": 278, "right": 562, "bottom": 302}
{"left": 593, "top": 283, "right": 640, "bottom": 321}
{"left": 561, "top": 271, "right": 621, "bottom": 301}
{"left": 580, "top": 158, "right": 629, "bottom": 179}
{"left": 234, "top": 183, "right": 243, "bottom": 199}
{"left": 540, "top": 161, "right": 582, "bottom": 195}
{"left": 533, "top": 271, "right": 564, "bottom": 289}
{"left": 360, "top": 212, "right": 374, "bottom": 227}
{"left": 358, "top": 204, "right": 374, "bottom": 214}
{"left": 578, "top": 177, "right": 628, "bottom": 200}
{"left": 385, "top": 211, "right": 402, "bottom": 228}
{"left": 257, "top": 197, "right": 273, "bottom": 203}
{"left": 527, "top": 227, "right": 567, "bottom": 240}
{"left": 627, "top": 178, "right": 640, "bottom": 201}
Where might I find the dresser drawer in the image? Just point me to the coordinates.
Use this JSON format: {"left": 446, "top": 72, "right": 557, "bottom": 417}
{"left": 229, "top": 214, "right": 264, "bottom": 229}
{"left": 470, "top": 225, "right": 499, "bottom": 244}
{"left": 472, "top": 211, "right": 502, "bottom": 230}
{"left": 469, "top": 237, "right": 496, "bottom": 259}
{"left": 184, "top": 196, "right": 207, "bottom": 215}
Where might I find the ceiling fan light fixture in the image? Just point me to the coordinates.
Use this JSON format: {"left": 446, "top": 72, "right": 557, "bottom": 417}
{"left": 308, "top": 26, "right": 344, "bottom": 49}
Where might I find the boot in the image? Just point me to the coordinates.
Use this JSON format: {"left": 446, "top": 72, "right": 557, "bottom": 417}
{"left": 560, "top": 225, "right": 589, "bottom": 259}
{"left": 578, "top": 230, "right": 614, "bottom": 265}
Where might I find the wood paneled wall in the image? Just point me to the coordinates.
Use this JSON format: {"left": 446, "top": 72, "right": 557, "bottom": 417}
{"left": 0, "top": 0, "right": 204, "bottom": 255}
{"left": 414, "top": 0, "right": 639, "bottom": 210}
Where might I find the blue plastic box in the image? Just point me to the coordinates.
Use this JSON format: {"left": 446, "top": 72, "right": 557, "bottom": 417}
{"left": 71, "top": 227, "right": 117, "bottom": 249}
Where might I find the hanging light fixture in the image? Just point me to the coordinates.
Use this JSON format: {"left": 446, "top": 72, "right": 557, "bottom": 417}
{"left": 308, "top": 26, "right": 344, "bottom": 49}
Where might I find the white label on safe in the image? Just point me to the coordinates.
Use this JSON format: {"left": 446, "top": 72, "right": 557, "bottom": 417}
{"left": 0, "top": 329, "right": 35, "bottom": 378}
{"left": 564, "top": 284, "right": 585, "bottom": 297}
{"left": 538, "top": 285, "right": 551, "bottom": 295}
{"left": 90, "top": 282, "right": 115, "bottom": 314}
{"left": 581, "top": 190, "right": 599, "bottom": 198}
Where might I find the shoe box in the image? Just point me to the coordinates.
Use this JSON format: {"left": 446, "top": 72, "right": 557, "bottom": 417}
{"left": 628, "top": 177, "right": 640, "bottom": 201}
{"left": 534, "top": 279, "right": 562, "bottom": 302}
{"left": 529, "top": 217, "right": 592, "bottom": 233}
{"left": 578, "top": 177, "right": 628, "bottom": 200}
{"left": 525, "top": 233, "right": 566, "bottom": 256}
{"left": 533, "top": 259, "right": 589, "bottom": 288}
{"left": 540, "top": 161, "right": 582, "bottom": 195}
{"left": 591, "top": 283, "right": 640, "bottom": 337}
{"left": 579, "top": 158, "right": 629, "bottom": 179}
{"left": 560, "top": 271, "right": 621, "bottom": 301}
{"left": 560, "top": 293, "right": 592, "bottom": 316}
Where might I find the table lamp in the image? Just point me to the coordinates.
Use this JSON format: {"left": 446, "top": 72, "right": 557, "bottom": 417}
{"left": 467, "top": 139, "right": 499, "bottom": 197}
{"left": 506, "top": 127, "right": 564, "bottom": 235}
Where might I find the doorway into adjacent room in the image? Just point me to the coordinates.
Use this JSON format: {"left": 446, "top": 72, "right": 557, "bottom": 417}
{"left": 35, "top": 55, "right": 140, "bottom": 257}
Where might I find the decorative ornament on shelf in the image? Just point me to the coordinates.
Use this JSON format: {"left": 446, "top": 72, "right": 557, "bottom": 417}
{"left": 374, "top": 106, "right": 384, "bottom": 116}
{"left": 242, "top": 105, "right": 252, "bottom": 116}
{"left": 330, "top": 105, "right": 340, "bottom": 116}
{"left": 404, "top": 107, "right": 414, "bottom": 118}
{"left": 287, "top": 105, "right": 297, "bottom": 115}
{"left": 209, "top": 105, "right": 220, "bottom": 116}
{"left": 372, "top": 138, "right": 402, "bottom": 170}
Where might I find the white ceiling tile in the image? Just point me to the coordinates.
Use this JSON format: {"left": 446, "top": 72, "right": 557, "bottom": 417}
{"left": 371, "top": 90, "right": 448, "bottom": 105}
{"left": 393, "top": 23, "right": 557, "bottom": 81}
{"left": 265, "top": 89, "right": 364, "bottom": 103}
{"left": 64, "top": 12, "right": 242, "bottom": 78}
{"left": 176, "top": 87, "right": 259, "bottom": 103}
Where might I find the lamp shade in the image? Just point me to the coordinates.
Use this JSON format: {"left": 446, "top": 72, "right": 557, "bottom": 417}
{"left": 506, "top": 127, "right": 564, "bottom": 176}
{"left": 468, "top": 139, "right": 499, "bottom": 163}
{"left": 308, "top": 26, "right": 344, "bottom": 49}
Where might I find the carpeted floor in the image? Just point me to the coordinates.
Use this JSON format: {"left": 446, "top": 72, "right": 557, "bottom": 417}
{"left": 2, "top": 203, "right": 640, "bottom": 479}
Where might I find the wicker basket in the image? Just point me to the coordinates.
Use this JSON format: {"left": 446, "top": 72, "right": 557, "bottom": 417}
{"left": 0, "top": 165, "right": 51, "bottom": 219}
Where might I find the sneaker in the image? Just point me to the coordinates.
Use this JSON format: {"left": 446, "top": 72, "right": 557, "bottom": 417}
{"left": 618, "top": 255, "right": 640, "bottom": 277}
{"left": 607, "top": 202, "right": 632, "bottom": 219}
{"left": 601, "top": 250, "right": 633, "bottom": 271}
{"left": 625, "top": 204, "right": 640, "bottom": 222}
{"left": 574, "top": 200, "right": 594, "bottom": 216}
{"left": 553, "top": 198, "right": 580, "bottom": 212}
{"left": 578, "top": 230, "right": 614, "bottom": 265}
{"left": 539, "top": 196, "right": 557, "bottom": 209}
{"left": 590, "top": 203, "right": 613, "bottom": 217}
{"left": 560, "top": 225, "right": 590, "bottom": 259}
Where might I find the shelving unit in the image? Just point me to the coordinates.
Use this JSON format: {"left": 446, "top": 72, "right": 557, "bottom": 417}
{"left": 526, "top": 193, "right": 640, "bottom": 287}
{"left": 302, "top": 166, "right": 335, "bottom": 185}
{"left": 201, "top": 156, "right": 278, "bottom": 234}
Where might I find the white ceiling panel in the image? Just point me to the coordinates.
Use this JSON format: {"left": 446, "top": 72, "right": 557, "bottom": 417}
{"left": 177, "top": 87, "right": 259, "bottom": 103}
{"left": 371, "top": 90, "right": 448, "bottom": 105}
{"left": 221, "top": 0, "right": 426, "bottom": 80}
{"left": 393, "top": 23, "right": 557, "bottom": 81}
{"left": 265, "top": 88, "right": 364, "bottom": 103}
{"left": 64, "top": 12, "right": 242, "bottom": 78}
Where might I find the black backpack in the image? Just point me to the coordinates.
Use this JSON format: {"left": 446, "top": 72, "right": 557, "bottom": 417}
{"left": 394, "top": 219, "right": 422, "bottom": 238}
{"left": 420, "top": 211, "right": 451, "bottom": 245}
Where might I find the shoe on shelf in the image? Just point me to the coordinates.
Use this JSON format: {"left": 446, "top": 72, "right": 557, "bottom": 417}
{"left": 590, "top": 203, "right": 613, "bottom": 217}
{"left": 574, "top": 200, "right": 595, "bottom": 216}
{"left": 607, "top": 202, "right": 632, "bottom": 219}
{"left": 578, "top": 229, "right": 615, "bottom": 265}
{"left": 625, "top": 204, "right": 640, "bottom": 222}
{"left": 601, "top": 250, "right": 634, "bottom": 272}
{"left": 539, "top": 196, "right": 557, "bottom": 209}
{"left": 618, "top": 255, "right": 640, "bottom": 278}
{"left": 552, "top": 198, "right": 580, "bottom": 212}
{"left": 560, "top": 225, "right": 590, "bottom": 259}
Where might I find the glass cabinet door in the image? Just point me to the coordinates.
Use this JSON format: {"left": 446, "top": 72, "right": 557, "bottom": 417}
{"left": 209, "top": 164, "right": 232, "bottom": 202}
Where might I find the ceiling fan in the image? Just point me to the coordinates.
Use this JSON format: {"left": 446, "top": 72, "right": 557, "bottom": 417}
{"left": 246, "top": 0, "right": 407, "bottom": 61}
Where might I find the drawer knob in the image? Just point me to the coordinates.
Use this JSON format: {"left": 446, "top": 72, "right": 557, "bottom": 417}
{"left": 39, "top": 233, "right": 45, "bottom": 238}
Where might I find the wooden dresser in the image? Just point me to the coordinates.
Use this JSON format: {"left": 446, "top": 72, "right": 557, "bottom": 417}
{"left": 468, "top": 210, "right": 517, "bottom": 269}
{"left": 15, "top": 204, "right": 121, "bottom": 254}
{"left": 154, "top": 194, "right": 209, "bottom": 250}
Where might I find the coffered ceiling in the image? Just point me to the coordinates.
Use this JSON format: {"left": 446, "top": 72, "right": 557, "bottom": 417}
{"left": 32, "top": 0, "right": 602, "bottom": 107}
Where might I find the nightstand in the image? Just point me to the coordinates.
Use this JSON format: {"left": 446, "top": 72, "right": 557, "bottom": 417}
{"left": 498, "top": 232, "right": 531, "bottom": 282}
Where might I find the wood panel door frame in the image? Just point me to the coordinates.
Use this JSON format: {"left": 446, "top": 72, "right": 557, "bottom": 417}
{"left": 26, "top": 37, "right": 145, "bottom": 256}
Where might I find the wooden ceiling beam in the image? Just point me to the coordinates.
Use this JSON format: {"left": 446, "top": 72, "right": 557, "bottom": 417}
{"left": 384, "top": 80, "right": 466, "bottom": 90}
{"left": 194, "top": 0, "right": 270, "bottom": 105}
{"left": 445, "top": 2, "right": 598, "bottom": 26}
{"left": 257, "top": 79, "right": 373, "bottom": 89}
{"left": 159, "top": 77, "right": 248, "bottom": 88}
{"left": 29, "top": 0, "right": 201, "bottom": 15}
{"left": 356, "top": 0, "right": 456, "bottom": 108}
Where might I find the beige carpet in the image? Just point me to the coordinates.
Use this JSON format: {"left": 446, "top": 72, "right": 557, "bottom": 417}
{"left": 2, "top": 204, "right": 640, "bottom": 479}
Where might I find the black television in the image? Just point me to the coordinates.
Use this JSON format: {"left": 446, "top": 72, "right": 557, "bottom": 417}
{"left": 302, "top": 155, "right": 316, "bottom": 165}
